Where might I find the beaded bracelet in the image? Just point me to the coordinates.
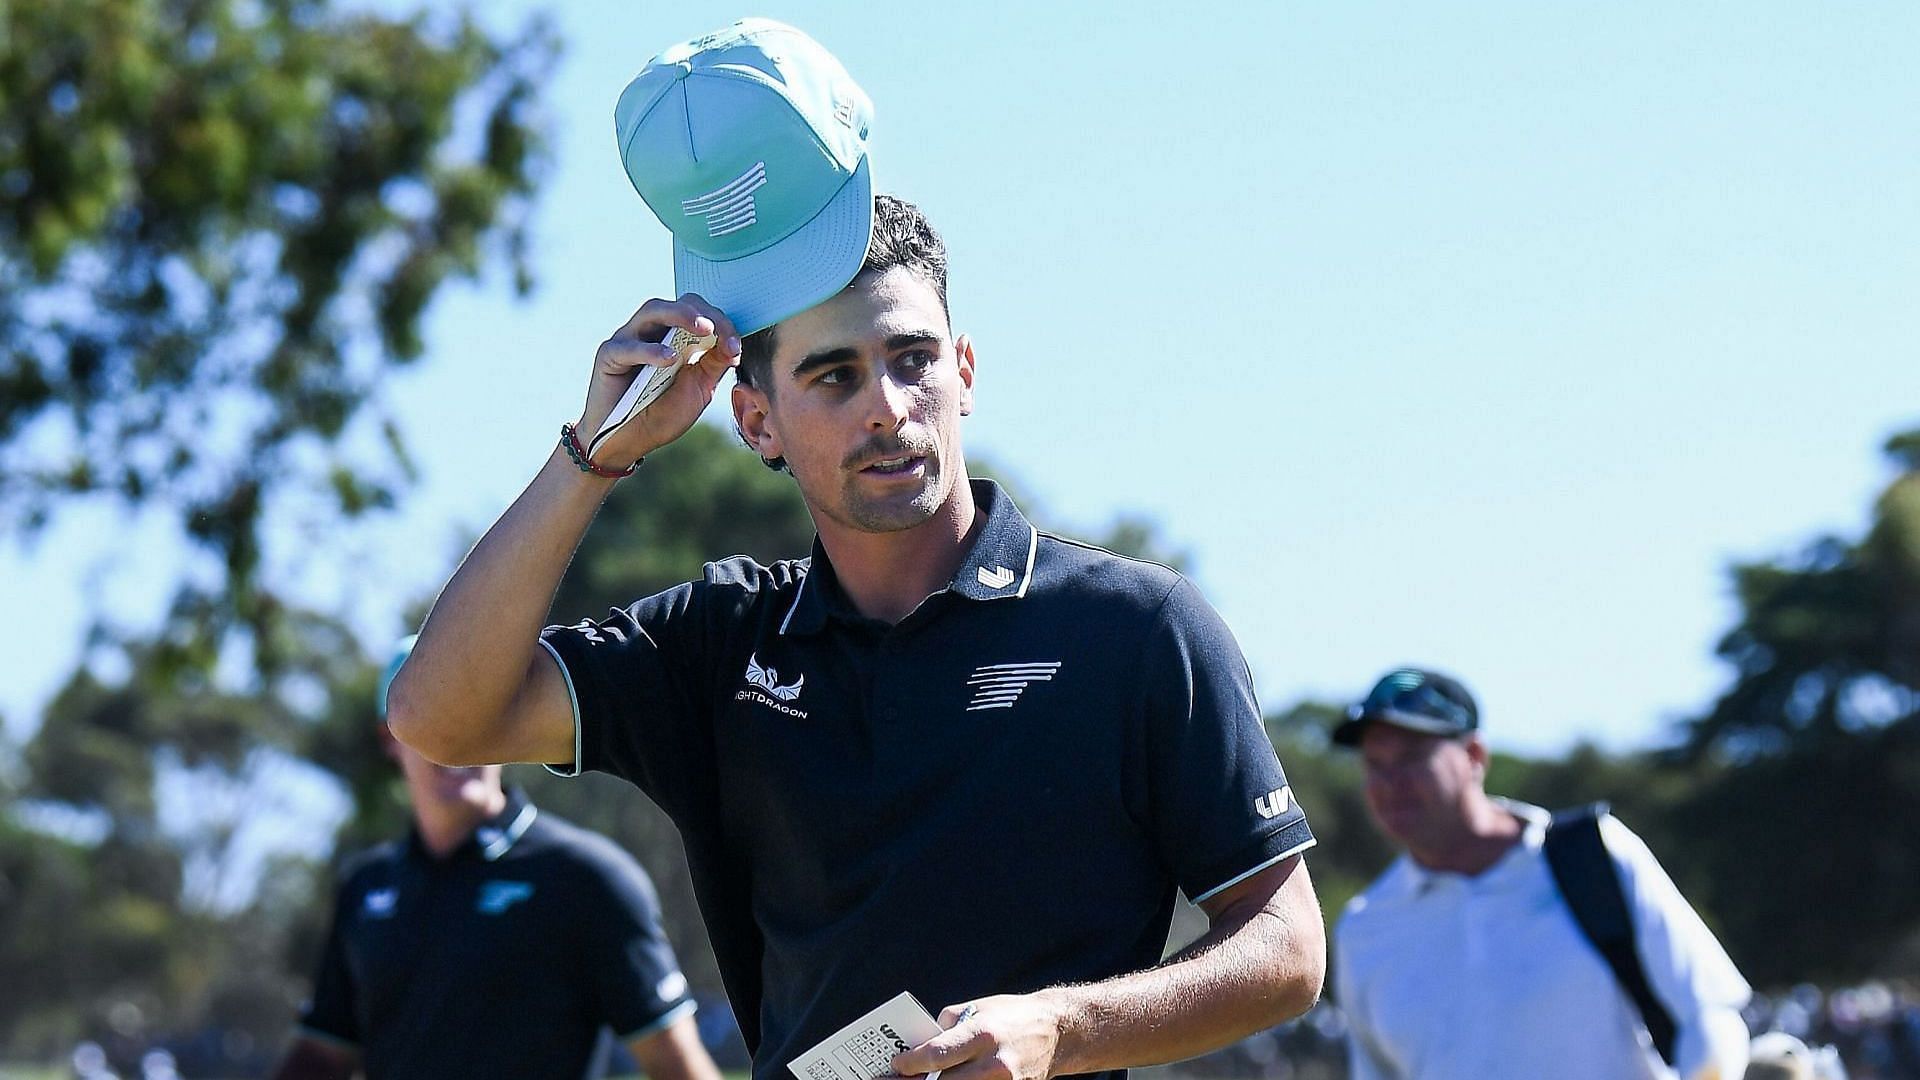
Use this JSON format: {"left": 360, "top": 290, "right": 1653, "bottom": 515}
{"left": 560, "top": 423, "right": 639, "bottom": 479}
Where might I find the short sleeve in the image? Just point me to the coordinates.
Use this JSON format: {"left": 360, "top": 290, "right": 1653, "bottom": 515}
{"left": 1139, "top": 578, "right": 1315, "bottom": 903}
{"left": 578, "top": 844, "right": 698, "bottom": 1042}
{"left": 297, "top": 889, "right": 360, "bottom": 1047}
{"left": 539, "top": 582, "right": 715, "bottom": 820}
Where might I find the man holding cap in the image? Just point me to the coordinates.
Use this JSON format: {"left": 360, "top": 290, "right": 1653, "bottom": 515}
{"left": 1330, "top": 667, "right": 1751, "bottom": 1080}
{"left": 387, "top": 17, "right": 1324, "bottom": 1080}
{"left": 273, "top": 639, "right": 719, "bottom": 1080}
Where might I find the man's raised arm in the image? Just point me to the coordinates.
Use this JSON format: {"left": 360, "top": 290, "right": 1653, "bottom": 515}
{"left": 386, "top": 296, "right": 740, "bottom": 767}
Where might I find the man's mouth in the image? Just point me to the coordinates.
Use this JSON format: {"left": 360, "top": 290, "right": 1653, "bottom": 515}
{"left": 860, "top": 455, "right": 925, "bottom": 475}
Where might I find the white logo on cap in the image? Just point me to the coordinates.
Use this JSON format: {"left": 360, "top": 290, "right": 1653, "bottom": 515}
{"left": 682, "top": 162, "right": 767, "bottom": 238}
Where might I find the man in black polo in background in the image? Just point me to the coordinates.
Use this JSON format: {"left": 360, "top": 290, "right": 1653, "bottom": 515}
{"left": 272, "top": 639, "right": 721, "bottom": 1080}
{"left": 388, "top": 20, "right": 1324, "bottom": 1080}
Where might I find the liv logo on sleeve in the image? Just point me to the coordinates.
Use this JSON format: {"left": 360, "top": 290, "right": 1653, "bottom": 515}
{"left": 1255, "top": 786, "right": 1295, "bottom": 820}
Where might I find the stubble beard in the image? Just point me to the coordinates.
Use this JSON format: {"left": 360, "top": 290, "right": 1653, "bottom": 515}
{"left": 837, "top": 453, "right": 948, "bottom": 532}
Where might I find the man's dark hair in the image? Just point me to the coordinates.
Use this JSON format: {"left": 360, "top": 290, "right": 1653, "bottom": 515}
{"left": 737, "top": 193, "right": 948, "bottom": 470}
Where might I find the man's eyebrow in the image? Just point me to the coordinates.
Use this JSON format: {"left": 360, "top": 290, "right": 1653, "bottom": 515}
{"left": 790, "top": 333, "right": 943, "bottom": 378}
{"left": 884, "top": 331, "right": 942, "bottom": 351}
{"left": 791, "top": 346, "right": 859, "bottom": 379}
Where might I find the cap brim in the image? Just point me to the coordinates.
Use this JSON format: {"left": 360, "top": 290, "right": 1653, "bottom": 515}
{"left": 1331, "top": 707, "right": 1471, "bottom": 747}
{"left": 672, "top": 156, "right": 874, "bottom": 337}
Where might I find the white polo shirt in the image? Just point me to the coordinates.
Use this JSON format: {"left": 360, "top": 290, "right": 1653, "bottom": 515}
{"left": 1334, "top": 801, "right": 1751, "bottom": 1080}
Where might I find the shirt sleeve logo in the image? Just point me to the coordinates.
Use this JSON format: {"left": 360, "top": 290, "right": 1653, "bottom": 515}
{"left": 966, "top": 661, "right": 1061, "bottom": 712}
{"left": 570, "top": 619, "right": 627, "bottom": 646}
{"left": 1255, "top": 786, "right": 1295, "bottom": 820}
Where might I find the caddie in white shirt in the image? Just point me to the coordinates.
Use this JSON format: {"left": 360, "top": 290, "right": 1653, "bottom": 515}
{"left": 1330, "top": 668, "right": 1751, "bottom": 1080}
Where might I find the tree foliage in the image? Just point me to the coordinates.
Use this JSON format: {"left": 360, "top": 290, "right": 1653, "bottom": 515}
{"left": 1, "top": 611, "right": 379, "bottom": 1063}
{"left": 1668, "top": 427, "right": 1920, "bottom": 983}
{"left": 1688, "top": 431, "right": 1920, "bottom": 757}
{"left": 1289, "top": 429, "right": 1920, "bottom": 990}
{"left": 0, "top": 0, "right": 555, "bottom": 674}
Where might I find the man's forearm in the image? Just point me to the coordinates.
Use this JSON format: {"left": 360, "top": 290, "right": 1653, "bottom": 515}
{"left": 628, "top": 1015, "right": 723, "bottom": 1080}
{"left": 1043, "top": 867, "right": 1325, "bottom": 1074}
{"left": 895, "top": 860, "right": 1324, "bottom": 1080}
{"left": 387, "top": 445, "right": 614, "bottom": 763}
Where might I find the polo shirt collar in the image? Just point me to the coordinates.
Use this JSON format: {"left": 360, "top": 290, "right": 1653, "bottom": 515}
{"left": 779, "top": 479, "right": 1039, "bottom": 636}
{"left": 410, "top": 788, "right": 538, "bottom": 864}
{"left": 947, "top": 480, "right": 1041, "bottom": 601}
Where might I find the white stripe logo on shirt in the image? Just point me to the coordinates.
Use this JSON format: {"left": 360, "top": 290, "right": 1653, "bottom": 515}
{"left": 966, "top": 661, "right": 1061, "bottom": 712}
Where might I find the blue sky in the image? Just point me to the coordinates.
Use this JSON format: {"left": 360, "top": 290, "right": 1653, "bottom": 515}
{"left": 4, "top": 1, "right": 1916, "bottom": 756}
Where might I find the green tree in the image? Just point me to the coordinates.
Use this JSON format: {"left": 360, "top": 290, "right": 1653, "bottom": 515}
{"left": 0, "top": 611, "right": 381, "bottom": 1062}
{"left": 0, "top": 0, "right": 555, "bottom": 675}
{"left": 1668, "top": 426, "right": 1920, "bottom": 984}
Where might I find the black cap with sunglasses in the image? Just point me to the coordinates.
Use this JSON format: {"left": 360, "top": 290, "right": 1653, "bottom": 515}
{"left": 1332, "top": 667, "right": 1480, "bottom": 747}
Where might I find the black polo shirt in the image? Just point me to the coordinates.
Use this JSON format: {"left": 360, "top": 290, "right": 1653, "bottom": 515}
{"left": 541, "top": 480, "right": 1314, "bottom": 1080}
{"left": 298, "top": 791, "right": 695, "bottom": 1080}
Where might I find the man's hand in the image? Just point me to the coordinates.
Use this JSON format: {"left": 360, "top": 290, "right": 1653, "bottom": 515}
{"left": 580, "top": 293, "right": 742, "bottom": 469}
{"left": 891, "top": 995, "right": 1067, "bottom": 1080}
{"left": 889, "top": 857, "right": 1321, "bottom": 1080}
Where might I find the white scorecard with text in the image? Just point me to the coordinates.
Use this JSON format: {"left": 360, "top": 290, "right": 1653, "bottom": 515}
{"left": 788, "top": 991, "right": 944, "bottom": 1080}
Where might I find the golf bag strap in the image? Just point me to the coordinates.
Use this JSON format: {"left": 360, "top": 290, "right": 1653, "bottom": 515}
{"left": 1543, "top": 802, "right": 1679, "bottom": 1067}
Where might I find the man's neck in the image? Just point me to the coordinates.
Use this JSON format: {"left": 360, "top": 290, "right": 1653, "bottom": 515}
{"left": 1405, "top": 793, "right": 1524, "bottom": 877}
{"left": 413, "top": 788, "right": 508, "bottom": 859}
{"left": 817, "top": 478, "right": 981, "bottom": 625}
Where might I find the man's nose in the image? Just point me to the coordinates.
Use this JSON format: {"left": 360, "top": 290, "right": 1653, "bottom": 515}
{"left": 865, "top": 371, "right": 910, "bottom": 431}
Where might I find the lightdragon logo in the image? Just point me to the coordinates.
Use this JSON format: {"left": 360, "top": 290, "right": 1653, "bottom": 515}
{"left": 737, "top": 652, "right": 808, "bottom": 718}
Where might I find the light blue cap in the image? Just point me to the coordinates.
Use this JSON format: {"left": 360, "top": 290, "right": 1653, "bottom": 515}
{"left": 616, "top": 18, "right": 875, "bottom": 336}
{"left": 377, "top": 634, "right": 417, "bottom": 720}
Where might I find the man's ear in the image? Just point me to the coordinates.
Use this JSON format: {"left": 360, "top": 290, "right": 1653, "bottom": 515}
{"left": 955, "top": 332, "right": 975, "bottom": 416}
{"left": 1464, "top": 734, "right": 1489, "bottom": 776}
{"left": 732, "top": 381, "right": 782, "bottom": 463}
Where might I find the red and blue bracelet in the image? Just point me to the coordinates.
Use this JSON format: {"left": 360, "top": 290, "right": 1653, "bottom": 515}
{"left": 560, "top": 423, "right": 639, "bottom": 479}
